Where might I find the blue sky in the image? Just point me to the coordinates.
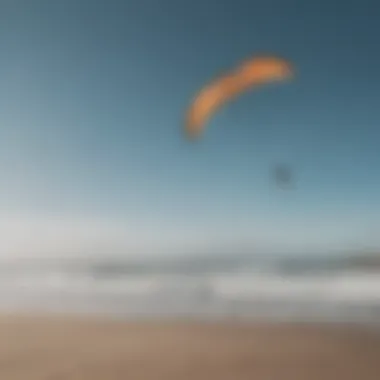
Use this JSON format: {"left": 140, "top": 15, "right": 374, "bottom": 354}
{"left": 0, "top": 0, "right": 379, "bottom": 257}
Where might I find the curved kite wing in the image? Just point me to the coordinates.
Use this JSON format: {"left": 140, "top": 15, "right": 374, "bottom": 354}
{"left": 185, "top": 56, "right": 293, "bottom": 139}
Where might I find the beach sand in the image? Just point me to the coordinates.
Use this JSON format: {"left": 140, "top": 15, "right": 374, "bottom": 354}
{"left": 0, "top": 315, "right": 379, "bottom": 379}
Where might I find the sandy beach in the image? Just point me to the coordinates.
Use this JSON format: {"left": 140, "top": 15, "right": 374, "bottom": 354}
{"left": 0, "top": 315, "right": 378, "bottom": 379}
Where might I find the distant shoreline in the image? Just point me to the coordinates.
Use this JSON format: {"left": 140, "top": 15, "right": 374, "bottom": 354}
{"left": 0, "top": 251, "right": 379, "bottom": 276}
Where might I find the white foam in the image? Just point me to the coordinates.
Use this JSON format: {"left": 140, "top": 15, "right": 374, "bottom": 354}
{"left": 211, "top": 271, "right": 380, "bottom": 303}
{"left": 0, "top": 270, "right": 379, "bottom": 322}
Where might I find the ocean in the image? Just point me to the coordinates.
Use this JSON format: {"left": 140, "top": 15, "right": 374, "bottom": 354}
{"left": 0, "top": 254, "right": 379, "bottom": 324}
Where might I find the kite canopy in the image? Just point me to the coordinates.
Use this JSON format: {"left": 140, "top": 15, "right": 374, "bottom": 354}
{"left": 185, "top": 55, "right": 293, "bottom": 139}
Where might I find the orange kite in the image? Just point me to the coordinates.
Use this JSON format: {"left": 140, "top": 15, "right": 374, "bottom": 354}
{"left": 185, "top": 55, "right": 294, "bottom": 139}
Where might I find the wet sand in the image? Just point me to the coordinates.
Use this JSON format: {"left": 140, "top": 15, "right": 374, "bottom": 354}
{"left": 0, "top": 315, "right": 379, "bottom": 379}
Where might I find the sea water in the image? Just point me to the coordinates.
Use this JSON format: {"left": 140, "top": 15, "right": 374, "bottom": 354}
{"left": 0, "top": 256, "right": 379, "bottom": 324}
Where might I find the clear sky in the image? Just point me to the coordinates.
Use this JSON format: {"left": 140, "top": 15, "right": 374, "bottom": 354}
{"left": 0, "top": 0, "right": 380, "bottom": 257}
